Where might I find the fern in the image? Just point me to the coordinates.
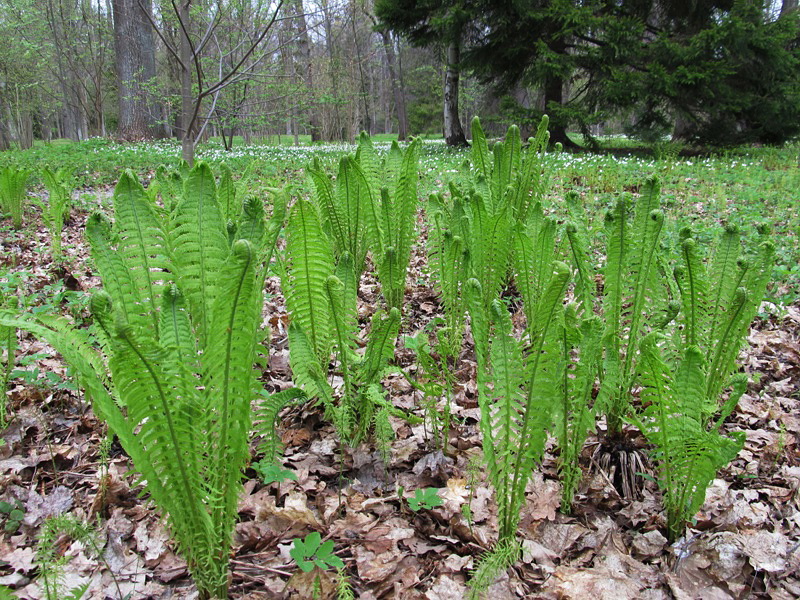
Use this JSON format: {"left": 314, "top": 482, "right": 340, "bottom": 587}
{"left": 112, "top": 171, "right": 172, "bottom": 334}
{"left": 41, "top": 168, "right": 72, "bottom": 261}
{"left": 372, "top": 139, "right": 421, "bottom": 308}
{"left": 634, "top": 335, "right": 744, "bottom": 540}
{"left": 0, "top": 166, "right": 277, "bottom": 600}
{"left": 467, "top": 261, "right": 571, "bottom": 543}
{"left": 255, "top": 388, "right": 307, "bottom": 464}
{"left": 596, "top": 180, "right": 669, "bottom": 434}
{"left": 310, "top": 156, "right": 373, "bottom": 277}
{"left": 442, "top": 116, "right": 553, "bottom": 318}
{"left": 171, "top": 163, "right": 229, "bottom": 345}
{"left": 285, "top": 198, "right": 335, "bottom": 363}
{"left": 0, "top": 293, "right": 17, "bottom": 427}
{"left": 555, "top": 307, "right": 603, "bottom": 512}
{"left": 0, "top": 166, "right": 30, "bottom": 229}
{"left": 427, "top": 195, "right": 468, "bottom": 359}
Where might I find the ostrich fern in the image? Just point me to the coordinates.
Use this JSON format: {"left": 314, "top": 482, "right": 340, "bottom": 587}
{"left": 0, "top": 164, "right": 277, "bottom": 599}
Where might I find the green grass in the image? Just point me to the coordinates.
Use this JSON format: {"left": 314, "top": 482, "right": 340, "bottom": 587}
{"left": 1, "top": 136, "right": 797, "bottom": 302}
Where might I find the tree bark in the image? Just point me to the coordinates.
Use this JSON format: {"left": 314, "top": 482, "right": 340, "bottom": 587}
{"left": 287, "top": 0, "right": 320, "bottom": 141}
{"left": 542, "top": 74, "right": 578, "bottom": 148}
{"left": 178, "top": 0, "right": 195, "bottom": 165}
{"left": 443, "top": 41, "right": 468, "bottom": 147}
{"left": 380, "top": 30, "right": 408, "bottom": 140}
{"left": 113, "top": 0, "right": 161, "bottom": 140}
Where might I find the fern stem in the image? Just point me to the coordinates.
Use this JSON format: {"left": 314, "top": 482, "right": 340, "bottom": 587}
{"left": 505, "top": 269, "right": 569, "bottom": 540}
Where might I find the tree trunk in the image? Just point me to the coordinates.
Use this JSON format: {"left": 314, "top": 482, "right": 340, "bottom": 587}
{"left": 380, "top": 30, "right": 408, "bottom": 140}
{"left": 543, "top": 74, "right": 578, "bottom": 148}
{"left": 287, "top": 0, "right": 320, "bottom": 141}
{"left": 178, "top": 0, "right": 195, "bottom": 165}
{"left": 444, "top": 41, "right": 468, "bottom": 147}
{"left": 113, "top": 0, "right": 161, "bottom": 140}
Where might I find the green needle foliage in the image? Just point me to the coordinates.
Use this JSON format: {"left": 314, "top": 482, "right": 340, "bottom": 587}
{"left": 0, "top": 163, "right": 276, "bottom": 599}
{"left": 41, "top": 167, "right": 73, "bottom": 261}
{"left": 0, "top": 165, "right": 31, "bottom": 229}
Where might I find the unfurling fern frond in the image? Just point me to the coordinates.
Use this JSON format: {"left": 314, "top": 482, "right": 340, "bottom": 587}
{"left": 285, "top": 198, "right": 335, "bottom": 362}
{"left": 555, "top": 307, "right": 602, "bottom": 512}
{"left": 236, "top": 195, "right": 267, "bottom": 251}
{"left": 1, "top": 168, "right": 273, "bottom": 600}
{"left": 0, "top": 165, "right": 30, "bottom": 229}
{"left": 112, "top": 170, "right": 172, "bottom": 335}
{"left": 427, "top": 197, "right": 468, "bottom": 358}
{"left": 218, "top": 163, "right": 238, "bottom": 224}
{"left": 634, "top": 334, "right": 744, "bottom": 541}
{"left": 467, "top": 262, "right": 571, "bottom": 544}
{"left": 171, "top": 163, "right": 229, "bottom": 345}
{"left": 597, "top": 181, "right": 669, "bottom": 435}
{"left": 309, "top": 156, "right": 373, "bottom": 278}
{"left": 255, "top": 388, "right": 307, "bottom": 465}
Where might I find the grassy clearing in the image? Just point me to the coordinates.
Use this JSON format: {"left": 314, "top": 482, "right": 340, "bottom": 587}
{"left": 1, "top": 138, "right": 798, "bottom": 302}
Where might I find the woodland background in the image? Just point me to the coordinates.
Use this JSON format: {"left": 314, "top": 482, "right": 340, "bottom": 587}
{"left": 0, "top": 0, "right": 799, "bottom": 161}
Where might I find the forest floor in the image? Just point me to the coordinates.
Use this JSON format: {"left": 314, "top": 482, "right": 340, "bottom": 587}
{"left": 1, "top": 192, "right": 799, "bottom": 600}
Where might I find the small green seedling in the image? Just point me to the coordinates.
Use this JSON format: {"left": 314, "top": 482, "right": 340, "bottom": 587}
{"left": 407, "top": 488, "right": 443, "bottom": 511}
{"left": 252, "top": 462, "right": 298, "bottom": 485}
{"left": 290, "top": 532, "right": 344, "bottom": 573}
{"left": 0, "top": 585, "right": 18, "bottom": 599}
{"left": 0, "top": 500, "right": 24, "bottom": 533}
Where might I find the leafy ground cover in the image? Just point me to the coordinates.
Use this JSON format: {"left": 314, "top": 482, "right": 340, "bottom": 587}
{"left": 0, "top": 138, "right": 799, "bottom": 599}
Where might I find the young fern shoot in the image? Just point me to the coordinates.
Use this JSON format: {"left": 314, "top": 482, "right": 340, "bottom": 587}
{"left": 0, "top": 164, "right": 275, "bottom": 599}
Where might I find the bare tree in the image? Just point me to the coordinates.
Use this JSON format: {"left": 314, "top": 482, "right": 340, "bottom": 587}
{"left": 144, "top": 0, "right": 284, "bottom": 164}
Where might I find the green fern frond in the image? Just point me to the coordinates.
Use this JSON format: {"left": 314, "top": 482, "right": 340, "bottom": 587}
{"left": 468, "top": 538, "right": 520, "bottom": 600}
{"left": 708, "top": 223, "right": 742, "bottom": 338}
{"left": 565, "top": 220, "right": 595, "bottom": 316}
{"left": 556, "top": 309, "right": 602, "bottom": 512}
{"left": 288, "top": 321, "right": 336, "bottom": 414}
{"left": 0, "top": 166, "right": 30, "bottom": 228}
{"left": 218, "top": 163, "right": 238, "bottom": 223}
{"left": 111, "top": 171, "right": 172, "bottom": 334}
{"left": 255, "top": 388, "right": 307, "bottom": 464}
{"left": 355, "top": 131, "right": 381, "bottom": 191}
{"left": 465, "top": 278, "right": 489, "bottom": 370}
{"left": 484, "top": 300, "right": 526, "bottom": 527}
{"left": 109, "top": 321, "right": 216, "bottom": 580}
{"left": 171, "top": 162, "right": 229, "bottom": 346}
{"left": 158, "top": 284, "right": 197, "bottom": 372}
{"left": 285, "top": 198, "right": 335, "bottom": 362}
{"left": 360, "top": 308, "right": 400, "bottom": 385}
{"left": 86, "top": 213, "right": 146, "bottom": 329}
{"left": 677, "top": 237, "right": 710, "bottom": 349}
{"left": 635, "top": 334, "right": 744, "bottom": 541}
{"left": 236, "top": 196, "right": 267, "bottom": 251}
{"left": 203, "top": 241, "right": 261, "bottom": 528}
